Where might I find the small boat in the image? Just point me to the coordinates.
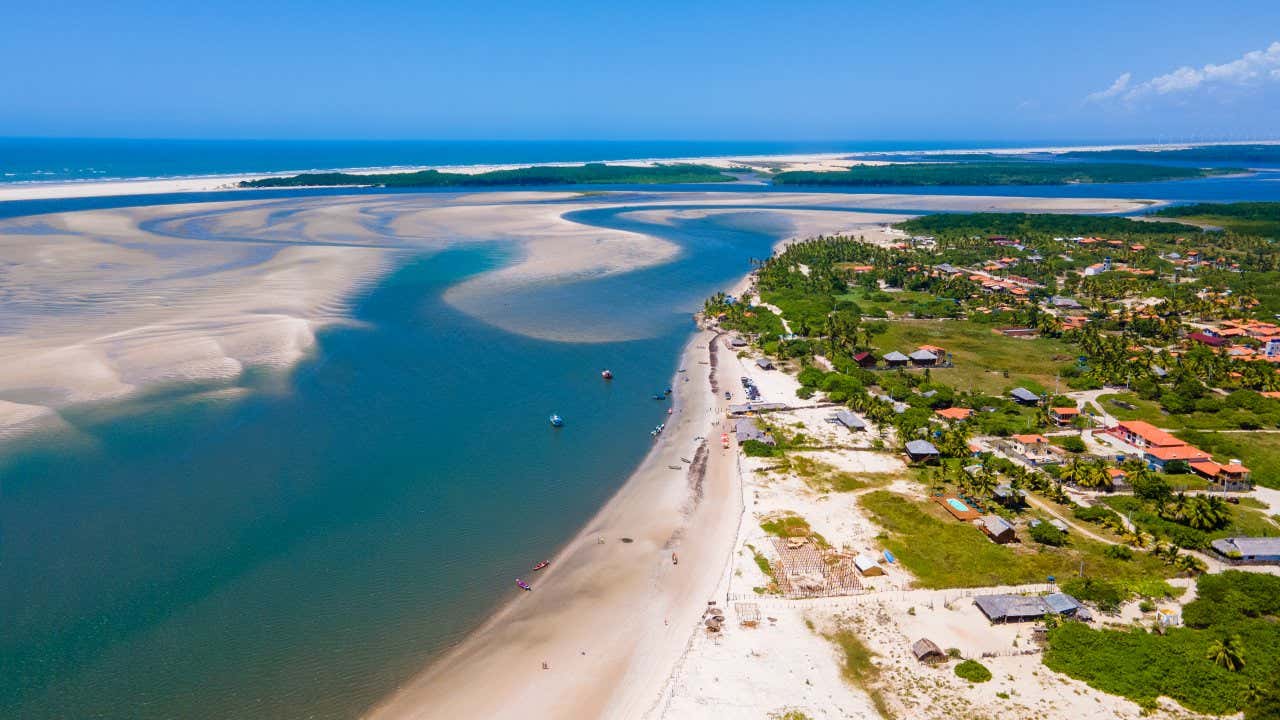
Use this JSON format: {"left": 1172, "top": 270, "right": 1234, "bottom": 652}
{"left": 652, "top": 393, "right": 666, "bottom": 401}
{"left": 665, "top": 387, "right": 672, "bottom": 395}
{"left": 532, "top": 561, "right": 550, "bottom": 571}
{"left": 601, "top": 369, "right": 613, "bottom": 380}
{"left": 516, "top": 578, "right": 532, "bottom": 591}
{"left": 549, "top": 414, "right": 564, "bottom": 427}
{"left": 883, "top": 550, "right": 896, "bottom": 564}
{"left": 724, "top": 391, "right": 731, "bottom": 400}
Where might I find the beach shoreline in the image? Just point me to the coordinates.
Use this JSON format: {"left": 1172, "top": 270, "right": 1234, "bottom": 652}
{"left": 365, "top": 325, "right": 743, "bottom": 720}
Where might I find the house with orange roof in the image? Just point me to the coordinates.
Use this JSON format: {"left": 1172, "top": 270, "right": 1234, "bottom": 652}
{"left": 1112, "top": 420, "right": 1184, "bottom": 449}
{"left": 1010, "top": 433, "right": 1050, "bottom": 457}
{"left": 1188, "top": 459, "right": 1252, "bottom": 489}
{"left": 1144, "top": 444, "right": 1211, "bottom": 470}
{"left": 935, "top": 407, "right": 973, "bottom": 422}
{"left": 1050, "top": 407, "right": 1080, "bottom": 425}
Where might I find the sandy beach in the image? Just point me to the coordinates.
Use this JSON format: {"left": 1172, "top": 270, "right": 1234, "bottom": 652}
{"left": 367, "top": 329, "right": 742, "bottom": 720}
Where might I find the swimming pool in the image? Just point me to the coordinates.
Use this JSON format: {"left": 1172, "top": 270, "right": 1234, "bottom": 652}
{"left": 947, "top": 498, "right": 972, "bottom": 513}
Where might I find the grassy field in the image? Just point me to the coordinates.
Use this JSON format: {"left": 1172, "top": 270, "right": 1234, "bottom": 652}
{"left": 860, "top": 490, "right": 1176, "bottom": 590}
{"left": 1098, "top": 392, "right": 1279, "bottom": 432}
{"left": 871, "top": 319, "right": 1075, "bottom": 396}
{"left": 1179, "top": 430, "right": 1280, "bottom": 490}
{"left": 833, "top": 286, "right": 937, "bottom": 319}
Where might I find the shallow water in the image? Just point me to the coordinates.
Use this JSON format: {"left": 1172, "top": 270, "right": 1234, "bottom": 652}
{"left": 0, "top": 205, "right": 781, "bottom": 718}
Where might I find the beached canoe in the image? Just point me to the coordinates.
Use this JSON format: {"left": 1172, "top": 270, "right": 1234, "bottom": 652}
{"left": 516, "top": 578, "right": 532, "bottom": 591}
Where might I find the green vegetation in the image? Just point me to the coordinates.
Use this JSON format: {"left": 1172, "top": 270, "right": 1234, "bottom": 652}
{"left": 239, "top": 162, "right": 735, "bottom": 188}
{"left": 760, "top": 513, "right": 813, "bottom": 538}
{"left": 768, "top": 711, "right": 813, "bottom": 720}
{"left": 870, "top": 319, "right": 1075, "bottom": 396}
{"left": 1153, "top": 202, "right": 1280, "bottom": 237}
{"left": 741, "top": 439, "right": 783, "bottom": 457}
{"left": 1061, "top": 144, "right": 1280, "bottom": 165}
{"left": 771, "top": 162, "right": 1230, "bottom": 187}
{"left": 1098, "top": 391, "right": 1280, "bottom": 433}
{"left": 747, "top": 543, "right": 780, "bottom": 594}
{"left": 825, "top": 629, "right": 894, "bottom": 719}
{"left": 1044, "top": 572, "right": 1280, "bottom": 715}
{"left": 859, "top": 491, "right": 1175, "bottom": 590}
{"left": 897, "top": 212, "right": 1193, "bottom": 237}
{"left": 1100, "top": 494, "right": 1277, "bottom": 551}
{"left": 1029, "top": 520, "right": 1067, "bottom": 546}
{"left": 953, "top": 659, "right": 992, "bottom": 683}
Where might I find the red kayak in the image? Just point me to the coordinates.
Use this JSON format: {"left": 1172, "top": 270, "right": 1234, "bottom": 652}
{"left": 516, "top": 579, "right": 532, "bottom": 591}
{"left": 533, "top": 561, "right": 550, "bottom": 571}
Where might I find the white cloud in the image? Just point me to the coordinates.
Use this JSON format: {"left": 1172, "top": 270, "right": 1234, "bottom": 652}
{"left": 1085, "top": 72, "right": 1131, "bottom": 103}
{"left": 1087, "top": 41, "right": 1280, "bottom": 104}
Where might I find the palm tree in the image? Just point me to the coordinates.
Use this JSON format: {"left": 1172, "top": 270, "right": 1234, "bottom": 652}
{"left": 1174, "top": 553, "right": 1207, "bottom": 577}
{"left": 1206, "top": 636, "right": 1246, "bottom": 672}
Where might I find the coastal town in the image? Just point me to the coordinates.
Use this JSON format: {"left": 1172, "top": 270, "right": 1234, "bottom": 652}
{"left": 658, "top": 202, "right": 1280, "bottom": 720}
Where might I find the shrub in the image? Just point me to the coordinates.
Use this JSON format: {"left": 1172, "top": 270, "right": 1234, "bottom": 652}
{"left": 1030, "top": 521, "right": 1068, "bottom": 546}
{"left": 1062, "top": 576, "right": 1125, "bottom": 612}
{"left": 1060, "top": 436, "right": 1087, "bottom": 453}
{"left": 1105, "top": 544, "right": 1134, "bottom": 561}
{"left": 954, "top": 659, "right": 992, "bottom": 683}
{"left": 742, "top": 440, "right": 781, "bottom": 457}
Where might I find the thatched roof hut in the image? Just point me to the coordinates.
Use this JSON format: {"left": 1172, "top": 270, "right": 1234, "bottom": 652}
{"left": 911, "top": 638, "right": 945, "bottom": 663}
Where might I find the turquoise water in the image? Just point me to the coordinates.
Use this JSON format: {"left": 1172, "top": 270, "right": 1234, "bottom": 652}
{"left": 0, "top": 202, "right": 784, "bottom": 719}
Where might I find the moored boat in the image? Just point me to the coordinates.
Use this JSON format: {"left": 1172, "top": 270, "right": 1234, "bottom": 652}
{"left": 601, "top": 369, "right": 613, "bottom": 380}
{"left": 549, "top": 414, "right": 564, "bottom": 427}
{"left": 533, "top": 561, "right": 550, "bottom": 571}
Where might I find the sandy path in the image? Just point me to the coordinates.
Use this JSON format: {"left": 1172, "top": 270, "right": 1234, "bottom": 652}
{"left": 366, "top": 330, "right": 743, "bottom": 720}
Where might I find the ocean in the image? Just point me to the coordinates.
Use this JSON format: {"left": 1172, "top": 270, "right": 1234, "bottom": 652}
{"left": 0, "top": 137, "right": 1134, "bottom": 185}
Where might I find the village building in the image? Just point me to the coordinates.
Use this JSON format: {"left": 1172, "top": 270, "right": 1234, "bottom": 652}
{"left": 905, "top": 439, "right": 940, "bottom": 463}
{"left": 935, "top": 407, "right": 972, "bottom": 422}
{"left": 1211, "top": 537, "right": 1280, "bottom": 564}
{"left": 1009, "top": 387, "right": 1041, "bottom": 405}
{"left": 882, "top": 350, "right": 910, "bottom": 368}
{"left": 833, "top": 409, "right": 867, "bottom": 431}
{"left": 975, "top": 515, "right": 1016, "bottom": 543}
{"left": 1049, "top": 406, "right": 1080, "bottom": 426}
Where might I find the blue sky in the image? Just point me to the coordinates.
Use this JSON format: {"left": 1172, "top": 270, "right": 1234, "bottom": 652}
{"left": 5, "top": 0, "right": 1280, "bottom": 141}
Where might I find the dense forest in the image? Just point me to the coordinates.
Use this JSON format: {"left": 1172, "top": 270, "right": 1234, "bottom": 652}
{"left": 240, "top": 163, "right": 736, "bottom": 188}
{"left": 1154, "top": 201, "right": 1280, "bottom": 237}
{"left": 896, "top": 212, "right": 1198, "bottom": 237}
{"left": 770, "top": 162, "right": 1233, "bottom": 186}
{"left": 1061, "top": 144, "right": 1280, "bottom": 164}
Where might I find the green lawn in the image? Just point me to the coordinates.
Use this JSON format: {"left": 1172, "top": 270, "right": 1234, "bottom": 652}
{"left": 859, "top": 490, "right": 1176, "bottom": 590}
{"left": 1179, "top": 430, "right": 1280, "bottom": 490}
{"left": 871, "top": 319, "right": 1076, "bottom": 396}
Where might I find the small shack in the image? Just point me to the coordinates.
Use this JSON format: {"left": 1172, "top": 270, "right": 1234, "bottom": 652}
{"left": 975, "top": 515, "right": 1016, "bottom": 543}
{"left": 756, "top": 358, "right": 774, "bottom": 370}
{"left": 993, "top": 483, "right": 1027, "bottom": 508}
{"left": 1009, "top": 387, "right": 1041, "bottom": 405}
{"left": 911, "top": 638, "right": 946, "bottom": 664}
{"left": 854, "top": 553, "right": 885, "bottom": 576}
{"left": 834, "top": 409, "right": 867, "bottom": 431}
{"left": 908, "top": 349, "right": 938, "bottom": 367}
{"left": 883, "top": 350, "right": 910, "bottom": 368}
{"left": 905, "top": 439, "right": 940, "bottom": 463}
{"left": 852, "top": 351, "right": 877, "bottom": 368}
